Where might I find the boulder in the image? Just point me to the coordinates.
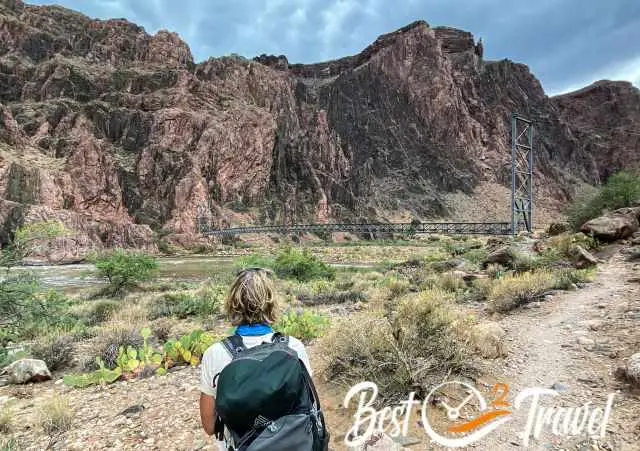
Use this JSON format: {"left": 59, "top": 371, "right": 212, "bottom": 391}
{"left": 581, "top": 208, "right": 640, "bottom": 242}
{"left": 4, "top": 359, "right": 52, "bottom": 384}
{"left": 548, "top": 222, "right": 570, "bottom": 236}
{"left": 347, "top": 433, "right": 408, "bottom": 451}
{"left": 470, "top": 322, "right": 507, "bottom": 358}
{"left": 482, "top": 246, "right": 513, "bottom": 268}
{"left": 626, "top": 353, "right": 640, "bottom": 387}
{"left": 570, "top": 245, "right": 599, "bottom": 268}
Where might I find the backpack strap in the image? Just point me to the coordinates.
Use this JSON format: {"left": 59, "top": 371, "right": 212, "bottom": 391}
{"left": 222, "top": 335, "right": 247, "bottom": 359}
{"left": 271, "top": 332, "right": 289, "bottom": 345}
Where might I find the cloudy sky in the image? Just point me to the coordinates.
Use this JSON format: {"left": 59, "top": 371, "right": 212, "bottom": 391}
{"left": 29, "top": 0, "right": 640, "bottom": 95}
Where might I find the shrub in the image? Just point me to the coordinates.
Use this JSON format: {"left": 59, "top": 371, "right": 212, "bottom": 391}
{"left": 95, "top": 328, "right": 143, "bottom": 369}
{"left": 30, "top": 335, "right": 75, "bottom": 371}
{"left": 275, "top": 310, "right": 330, "bottom": 343}
{"left": 463, "top": 248, "right": 489, "bottom": 265}
{"left": 486, "top": 263, "right": 506, "bottom": 279}
{"left": 567, "top": 170, "right": 640, "bottom": 230}
{"left": 84, "top": 300, "right": 119, "bottom": 325}
{"left": 0, "top": 273, "right": 41, "bottom": 343}
{"left": 0, "top": 401, "right": 12, "bottom": 433}
{"left": 149, "top": 286, "right": 224, "bottom": 320}
{"left": 600, "top": 170, "right": 640, "bottom": 210}
{"left": 274, "top": 247, "right": 335, "bottom": 282}
{"left": 488, "top": 271, "right": 555, "bottom": 312}
{"left": 38, "top": 394, "right": 74, "bottom": 435}
{"left": 321, "top": 290, "right": 470, "bottom": 399}
{"left": 438, "top": 272, "right": 467, "bottom": 293}
{"left": 151, "top": 318, "right": 174, "bottom": 342}
{"left": 378, "top": 272, "right": 410, "bottom": 298}
{"left": 91, "top": 249, "right": 159, "bottom": 296}
{"left": 298, "top": 290, "right": 367, "bottom": 306}
{"left": 552, "top": 268, "right": 595, "bottom": 290}
{"left": 510, "top": 250, "right": 540, "bottom": 272}
{"left": 233, "top": 254, "right": 274, "bottom": 271}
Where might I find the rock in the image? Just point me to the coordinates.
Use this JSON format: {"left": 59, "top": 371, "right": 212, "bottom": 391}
{"left": 392, "top": 436, "right": 422, "bottom": 446}
{"left": 470, "top": 322, "right": 507, "bottom": 358}
{"left": 347, "top": 433, "right": 408, "bottom": 451}
{"left": 4, "top": 359, "right": 51, "bottom": 384}
{"left": 625, "top": 248, "right": 640, "bottom": 261}
{"left": 625, "top": 353, "right": 640, "bottom": 386}
{"left": 431, "top": 259, "right": 464, "bottom": 272}
{"left": 548, "top": 222, "right": 570, "bottom": 236}
{"left": 581, "top": 208, "right": 640, "bottom": 242}
{"left": 119, "top": 404, "right": 145, "bottom": 417}
{"left": 576, "top": 337, "right": 595, "bottom": 348}
{"left": 582, "top": 320, "right": 603, "bottom": 331}
{"left": 571, "top": 245, "right": 599, "bottom": 268}
{"left": 551, "top": 382, "right": 569, "bottom": 393}
{"left": 0, "top": 3, "right": 637, "bottom": 244}
{"left": 483, "top": 246, "right": 514, "bottom": 268}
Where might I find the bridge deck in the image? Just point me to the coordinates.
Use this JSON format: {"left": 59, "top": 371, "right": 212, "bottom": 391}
{"left": 199, "top": 222, "right": 512, "bottom": 236}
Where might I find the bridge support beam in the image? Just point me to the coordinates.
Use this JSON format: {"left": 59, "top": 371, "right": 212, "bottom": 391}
{"left": 511, "top": 113, "right": 534, "bottom": 234}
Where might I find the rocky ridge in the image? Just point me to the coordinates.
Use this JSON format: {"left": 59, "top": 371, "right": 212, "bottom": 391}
{"left": 0, "top": 0, "right": 639, "bottom": 256}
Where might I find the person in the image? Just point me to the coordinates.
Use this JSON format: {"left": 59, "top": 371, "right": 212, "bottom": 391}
{"left": 199, "top": 267, "right": 314, "bottom": 450}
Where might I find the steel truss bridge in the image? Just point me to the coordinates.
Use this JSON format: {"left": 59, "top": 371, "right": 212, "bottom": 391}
{"left": 198, "top": 221, "right": 512, "bottom": 237}
{"left": 198, "top": 113, "right": 533, "bottom": 238}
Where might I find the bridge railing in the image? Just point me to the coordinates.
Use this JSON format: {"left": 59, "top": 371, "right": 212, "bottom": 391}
{"left": 198, "top": 221, "right": 512, "bottom": 237}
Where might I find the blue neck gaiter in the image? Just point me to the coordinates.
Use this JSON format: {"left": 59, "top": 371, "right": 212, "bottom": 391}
{"left": 235, "top": 323, "right": 273, "bottom": 336}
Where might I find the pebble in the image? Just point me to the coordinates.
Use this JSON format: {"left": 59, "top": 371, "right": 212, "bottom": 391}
{"left": 551, "top": 382, "right": 569, "bottom": 393}
{"left": 577, "top": 336, "right": 595, "bottom": 348}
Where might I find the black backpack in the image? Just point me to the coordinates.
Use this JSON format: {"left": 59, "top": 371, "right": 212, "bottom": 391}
{"left": 213, "top": 333, "right": 329, "bottom": 451}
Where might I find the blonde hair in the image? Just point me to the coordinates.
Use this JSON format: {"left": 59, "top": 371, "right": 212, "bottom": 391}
{"left": 225, "top": 268, "right": 278, "bottom": 326}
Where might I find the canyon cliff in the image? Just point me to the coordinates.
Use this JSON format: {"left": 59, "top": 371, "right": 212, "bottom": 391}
{"left": 1, "top": 0, "right": 639, "bottom": 256}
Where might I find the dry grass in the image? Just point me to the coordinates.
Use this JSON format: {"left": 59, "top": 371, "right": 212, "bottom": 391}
{"left": 0, "top": 401, "right": 13, "bottom": 433}
{"left": 320, "top": 289, "right": 472, "bottom": 399}
{"left": 30, "top": 335, "right": 75, "bottom": 371}
{"left": 38, "top": 394, "right": 74, "bottom": 435}
{"left": 108, "top": 299, "right": 149, "bottom": 328}
{"left": 488, "top": 270, "right": 555, "bottom": 312}
{"left": 438, "top": 271, "right": 467, "bottom": 293}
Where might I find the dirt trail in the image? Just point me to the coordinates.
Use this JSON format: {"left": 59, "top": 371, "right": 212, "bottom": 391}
{"left": 468, "top": 253, "right": 640, "bottom": 450}
{"left": 317, "top": 252, "right": 640, "bottom": 451}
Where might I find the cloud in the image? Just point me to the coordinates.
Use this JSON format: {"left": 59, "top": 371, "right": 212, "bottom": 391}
{"left": 26, "top": 0, "right": 640, "bottom": 94}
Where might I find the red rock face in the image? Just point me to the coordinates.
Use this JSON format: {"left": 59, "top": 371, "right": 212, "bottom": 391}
{"left": 0, "top": 4, "right": 639, "bottom": 254}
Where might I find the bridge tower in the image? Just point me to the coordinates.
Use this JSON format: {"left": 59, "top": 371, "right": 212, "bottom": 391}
{"left": 511, "top": 113, "right": 534, "bottom": 234}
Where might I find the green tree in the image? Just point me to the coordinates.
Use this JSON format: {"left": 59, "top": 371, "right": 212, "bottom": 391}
{"left": 91, "top": 249, "right": 159, "bottom": 296}
{"left": 0, "top": 221, "right": 67, "bottom": 347}
{"left": 567, "top": 170, "right": 640, "bottom": 230}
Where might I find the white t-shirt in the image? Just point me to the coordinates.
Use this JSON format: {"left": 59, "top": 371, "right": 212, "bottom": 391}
{"left": 199, "top": 333, "right": 313, "bottom": 449}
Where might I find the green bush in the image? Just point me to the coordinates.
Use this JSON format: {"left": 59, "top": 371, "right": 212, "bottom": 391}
{"left": 275, "top": 310, "right": 330, "bottom": 343}
{"left": 568, "top": 171, "right": 640, "bottom": 230}
{"left": 0, "top": 273, "right": 41, "bottom": 343}
{"left": 5, "top": 288, "right": 82, "bottom": 342}
{"left": 84, "top": 300, "right": 119, "bottom": 325}
{"left": 552, "top": 268, "right": 595, "bottom": 290}
{"left": 30, "top": 335, "right": 75, "bottom": 371}
{"left": 233, "top": 254, "right": 275, "bottom": 271}
{"left": 321, "top": 290, "right": 470, "bottom": 399}
{"left": 91, "top": 249, "right": 159, "bottom": 296}
{"left": 273, "top": 247, "right": 335, "bottom": 282}
{"left": 149, "top": 285, "right": 224, "bottom": 320}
